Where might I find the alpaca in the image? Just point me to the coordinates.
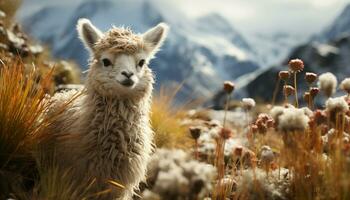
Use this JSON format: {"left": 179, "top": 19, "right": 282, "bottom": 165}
{"left": 47, "top": 18, "right": 169, "bottom": 199}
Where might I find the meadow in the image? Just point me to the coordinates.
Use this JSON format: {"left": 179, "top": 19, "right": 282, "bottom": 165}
{"left": 1, "top": 2, "right": 350, "bottom": 200}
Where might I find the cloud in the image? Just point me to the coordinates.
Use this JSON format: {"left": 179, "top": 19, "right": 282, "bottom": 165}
{"left": 175, "top": 0, "right": 350, "bottom": 35}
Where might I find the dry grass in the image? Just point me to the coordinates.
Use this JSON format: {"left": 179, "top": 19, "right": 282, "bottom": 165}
{"left": 209, "top": 68, "right": 350, "bottom": 200}
{"left": 0, "top": 58, "right": 86, "bottom": 199}
{"left": 0, "top": 58, "right": 54, "bottom": 197}
{"left": 151, "top": 86, "right": 192, "bottom": 149}
{"left": 0, "top": 0, "right": 22, "bottom": 24}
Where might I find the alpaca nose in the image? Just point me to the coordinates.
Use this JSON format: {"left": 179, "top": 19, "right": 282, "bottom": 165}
{"left": 121, "top": 71, "right": 134, "bottom": 79}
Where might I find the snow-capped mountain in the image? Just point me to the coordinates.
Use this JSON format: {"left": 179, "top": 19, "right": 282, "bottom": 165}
{"left": 248, "top": 32, "right": 305, "bottom": 68}
{"left": 18, "top": 0, "right": 259, "bottom": 99}
{"left": 241, "top": 3, "right": 350, "bottom": 102}
{"left": 318, "top": 4, "right": 350, "bottom": 42}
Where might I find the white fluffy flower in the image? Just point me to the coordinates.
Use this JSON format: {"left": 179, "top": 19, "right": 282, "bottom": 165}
{"left": 242, "top": 98, "right": 256, "bottom": 110}
{"left": 236, "top": 168, "right": 290, "bottom": 200}
{"left": 278, "top": 107, "right": 310, "bottom": 132}
{"left": 270, "top": 106, "right": 284, "bottom": 123}
{"left": 325, "top": 97, "right": 349, "bottom": 114}
{"left": 301, "top": 107, "right": 313, "bottom": 118}
{"left": 340, "top": 78, "right": 350, "bottom": 93}
{"left": 145, "top": 149, "right": 217, "bottom": 199}
{"left": 318, "top": 72, "right": 338, "bottom": 97}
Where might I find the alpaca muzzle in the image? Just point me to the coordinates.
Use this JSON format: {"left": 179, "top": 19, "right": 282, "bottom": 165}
{"left": 120, "top": 78, "right": 135, "bottom": 87}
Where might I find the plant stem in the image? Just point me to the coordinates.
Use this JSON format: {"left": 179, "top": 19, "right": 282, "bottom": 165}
{"left": 195, "top": 139, "right": 199, "bottom": 160}
{"left": 223, "top": 93, "right": 230, "bottom": 128}
{"left": 294, "top": 72, "right": 299, "bottom": 108}
{"left": 272, "top": 76, "right": 281, "bottom": 106}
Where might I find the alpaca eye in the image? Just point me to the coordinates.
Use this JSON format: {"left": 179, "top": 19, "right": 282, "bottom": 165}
{"left": 102, "top": 58, "right": 112, "bottom": 67}
{"left": 138, "top": 59, "right": 145, "bottom": 68}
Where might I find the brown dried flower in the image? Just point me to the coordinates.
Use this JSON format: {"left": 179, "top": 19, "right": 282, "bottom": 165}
{"left": 305, "top": 72, "right": 317, "bottom": 85}
{"left": 283, "top": 85, "right": 295, "bottom": 97}
{"left": 309, "top": 87, "right": 320, "bottom": 98}
{"left": 279, "top": 71, "right": 290, "bottom": 81}
{"left": 219, "top": 127, "right": 233, "bottom": 139}
{"left": 303, "top": 92, "right": 311, "bottom": 103}
{"left": 313, "top": 109, "right": 328, "bottom": 125}
{"left": 288, "top": 59, "right": 304, "bottom": 72}
{"left": 266, "top": 119, "right": 275, "bottom": 128}
{"left": 251, "top": 124, "right": 258, "bottom": 134}
{"left": 223, "top": 81, "right": 235, "bottom": 93}
{"left": 234, "top": 146, "right": 243, "bottom": 157}
{"left": 189, "top": 127, "right": 201, "bottom": 140}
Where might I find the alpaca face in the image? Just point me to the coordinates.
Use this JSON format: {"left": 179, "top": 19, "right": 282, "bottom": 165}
{"left": 77, "top": 18, "right": 169, "bottom": 98}
{"left": 87, "top": 50, "right": 150, "bottom": 97}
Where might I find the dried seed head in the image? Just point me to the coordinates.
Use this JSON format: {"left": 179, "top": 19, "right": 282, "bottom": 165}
{"left": 234, "top": 146, "right": 243, "bottom": 157}
{"left": 189, "top": 127, "right": 201, "bottom": 140}
{"left": 260, "top": 145, "right": 275, "bottom": 164}
{"left": 314, "top": 109, "right": 328, "bottom": 125}
{"left": 251, "top": 124, "right": 258, "bottom": 134}
{"left": 326, "top": 97, "right": 349, "bottom": 115}
{"left": 278, "top": 107, "right": 310, "bottom": 132}
{"left": 223, "top": 81, "right": 235, "bottom": 93}
{"left": 279, "top": 71, "right": 290, "bottom": 81}
{"left": 318, "top": 72, "right": 337, "bottom": 98}
{"left": 257, "top": 113, "right": 270, "bottom": 123}
{"left": 266, "top": 119, "right": 275, "bottom": 128}
{"left": 242, "top": 98, "right": 256, "bottom": 110}
{"left": 256, "top": 120, "right": 268, "bottom": 134}
{"left": 219, "top": 128, "right": 233, "bottom": 139}
{"left": 305, "top": 72, "right": 317, "bottom": 85}
{"left": 309, "top": 87, "right": 320, "bottom": 98}
{"left": 283, "top": 85, "right": 295, "bottom": 97}
{"left": 270, "top": 106, "right": 284, "bottom": 124}
{"left": 303, "top": 92, "right": 311, "bottom": 103}
{"left": 288, "top": 59, "right": 304, "bottom": 72}
{"left": 340, "top": 78, "right": 350, "bottom": 94}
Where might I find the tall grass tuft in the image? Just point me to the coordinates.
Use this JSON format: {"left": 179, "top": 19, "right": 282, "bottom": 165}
{"left": 151, "top": 86, "right": 191, "bottom": 149}
{"left": 0, "top": 57, "right": 87, "bottom": 199}
{"left": 0, "top": 58, "right": 54, "bottom": 197}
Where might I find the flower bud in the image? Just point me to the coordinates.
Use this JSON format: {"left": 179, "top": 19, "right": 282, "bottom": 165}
{"left": 251, "top": 124, "right": 258, "bottom": 134}
{"left": 219, "top": 127, "right": 233, "bottom": 139}
{"left": 279, "top": 71, "right": 290, "bottom": 81}
{"left": 303, "top": 92, "right": 311, "bottom": 103}
{"left": 234, "top": 146, "right": 243, "bottom": 157}
{"left": 305, "top": 72, "right": 317, "bottom": 85}
{"left": 288, "top": 59, "right": 304, "bottom": 72}
{"left": 189, "top": 127, "right": 201, "bottom": 140}
{"left": 223, "top": 81, "right": 235, "bottom": 93}
{"left": 283, "top": 85, "right": 295, "bottom": 97}
{"left": 309, "top": 87, "right": 320, "bottom": 98}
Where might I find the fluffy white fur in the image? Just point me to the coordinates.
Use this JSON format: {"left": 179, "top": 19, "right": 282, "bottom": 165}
{"left": 47, "top": 18, "right": 169, "bottom": 199}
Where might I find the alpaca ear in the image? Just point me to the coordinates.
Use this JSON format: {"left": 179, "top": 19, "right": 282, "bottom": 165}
{"left": 142, "top": 23, "right": 169, "bottom": 55}
{"left": 77, "top": 18, "right": 103, "bottom": 53}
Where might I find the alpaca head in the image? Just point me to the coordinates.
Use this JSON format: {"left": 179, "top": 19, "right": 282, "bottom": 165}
{"left": 77, "top": 18, "right": 169, "bottom": 98}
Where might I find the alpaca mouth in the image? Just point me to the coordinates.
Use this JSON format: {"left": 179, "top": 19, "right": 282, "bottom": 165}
{"left": 120, "top": 79, "right": 135, "bottom": 87}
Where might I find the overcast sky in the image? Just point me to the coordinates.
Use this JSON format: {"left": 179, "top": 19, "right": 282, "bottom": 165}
{"left": 175, "top": 0, "right": 350, "bottom": 36}
{"left": 19, "top": 0, "right": 350, "bottom": 37}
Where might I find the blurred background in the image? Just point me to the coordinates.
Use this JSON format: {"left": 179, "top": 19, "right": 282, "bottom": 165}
{"left": 16, "top": 0, "right": 350, "bottom": 103}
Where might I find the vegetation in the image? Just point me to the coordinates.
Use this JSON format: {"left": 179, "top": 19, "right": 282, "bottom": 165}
{"left": 1, "top": 1, "right": 350, "bottom": 200}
